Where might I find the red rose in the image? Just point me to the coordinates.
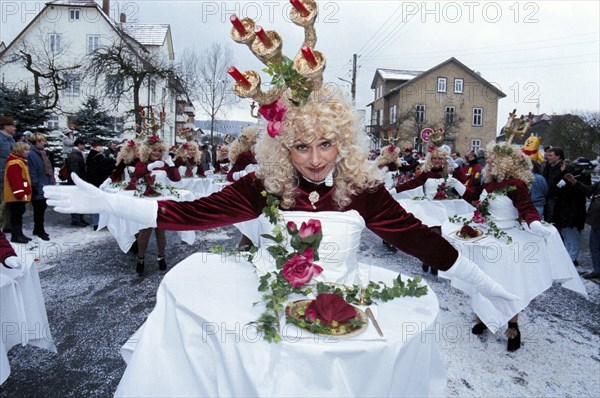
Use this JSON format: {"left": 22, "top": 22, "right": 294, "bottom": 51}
{"left": 287, "top": 221, "right": 298, "bottom": 234}
{"left": 433, "top": 190, "right": 447, "bottom": 200}
{"left": 282, "top": 248, "right": 323, "bottom": 288}
{"left": 473, "top": 210, "right": 486, "bottom": 224}
{"left": 298, "top": 219, "right": 321, "bottom": 239}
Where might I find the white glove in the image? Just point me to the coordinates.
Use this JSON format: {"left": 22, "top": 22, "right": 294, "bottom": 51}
{"left": 164, "top": 156, "right": 175, "bottom": 168}
{"left": 528, "top": 220, "right": 551, "bottom": 236}
{"left": 444, "top": 254, "right": 520, "bottom": 311}
{"left": 99, "top": 177, "right": 112, "bottom": 190}
{"left": 147, "top": 161, "right": 165, "bottom": 171}
{"left": 446, "top": 177, "right": 467, "bottom": 196}
{"left": 44, "top": 173, "right": 158, "bottom": 227}
{"left": 4, "top": 256, "right": 22, "bottom": 269}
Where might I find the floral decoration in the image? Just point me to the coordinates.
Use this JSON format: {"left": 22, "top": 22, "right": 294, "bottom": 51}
{"left": 433, "top": 180, "right": 460, "bottom": 200}
{"left": 448, "top": 185, "right": 518, "bottom": 243}
{"left": 258, "top": 97, "right": 287, "bottom": 138}
{"left": 243, "top": 191, "right": 428, "bottom": 343}
{"left": 263, "top": 56, "right": 313, "bottom": 105}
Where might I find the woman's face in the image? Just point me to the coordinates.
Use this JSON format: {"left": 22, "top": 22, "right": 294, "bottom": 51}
{"left": 290, "top": 137, "right": 338, "bottom": 182}
{"left": 149, "top": 146, "right": 163, "bottom": 161}
{"left": 187, "top": 146, "right": 197, "bottom": 157}
{"left": 35, "top": 140, "right": 46, "bottom": 149}
{"left": 430, "top": 154, "right": 445, "bottom": 168}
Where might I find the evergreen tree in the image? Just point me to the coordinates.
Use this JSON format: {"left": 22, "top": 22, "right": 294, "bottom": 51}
{"left": 0, "top": 83, "right": 52, "bottom": 131}
{"left": 73, "top": 96, "right": 115, "bottom": 143}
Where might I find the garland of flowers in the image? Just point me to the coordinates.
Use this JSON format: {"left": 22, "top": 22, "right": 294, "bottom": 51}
{"left": 448, "top": 185, "right": 517, "bottom": 243}
{"left": 247, "top": 191, "right": 428, "bottom": 343}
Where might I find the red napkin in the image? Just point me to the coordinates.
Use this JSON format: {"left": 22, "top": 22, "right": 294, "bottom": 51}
{"left": 305, "top": 293, "right": 356, "bottom": 324}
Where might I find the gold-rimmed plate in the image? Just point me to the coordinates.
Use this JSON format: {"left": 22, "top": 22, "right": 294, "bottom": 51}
{"left": 451, "top": 227, "right": 486, "bottom": 242}
{"left": 285, "top": 299, "right": 369, "bottom": 338}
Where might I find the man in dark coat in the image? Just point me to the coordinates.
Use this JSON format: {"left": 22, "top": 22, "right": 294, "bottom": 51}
{"left": 86, "top": 140, "right": 116, "bottom": 229}
{"left": 66, "top": 139, "right": 88, "bottom": 226}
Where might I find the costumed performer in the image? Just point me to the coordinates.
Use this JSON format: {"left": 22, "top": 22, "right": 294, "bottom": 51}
{"left": 445, "top": 142, "right": 587, "bottom": 351}
{"left": 129, "top": 135, "right": 181, "bottom": 274}
{"left": 45, "top": 86, "right": 520, "bottom": 315}
{"left": 226, "top": 126, "right": 259, "bottom": 183}
{"left": 174, "top": 140, "right": 205, "bottom": 178}
{"left": 110, "top": 140, "right": 140, "bottom": 183}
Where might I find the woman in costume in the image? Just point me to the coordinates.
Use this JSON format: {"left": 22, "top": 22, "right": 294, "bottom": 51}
{"left": 393, "top": 146, "right": 467, "bottom": 199}
{"left": 111, "top": 140, "right": 139, "bottom": 182}
{"left": 226, "top": 126, "right": 259, "bottom": 183}
{"left": 129, "top": 135, "right": 181, "bottom": 274}
{"left": 173, "top": 140, "right": 205, "bottom": 178}
{"left": 46, "top": 87, "right": 519, "bottom": 305}
{"left": 444, "top": 142, "right": 587, "bottom": 351}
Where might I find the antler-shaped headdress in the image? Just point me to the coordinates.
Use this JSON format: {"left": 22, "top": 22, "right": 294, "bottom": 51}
{"left": 502, "top": 109, "right": 533, "bottom": 145}
{"left": 227, "top": 0, "right": 326, "bottom": 106}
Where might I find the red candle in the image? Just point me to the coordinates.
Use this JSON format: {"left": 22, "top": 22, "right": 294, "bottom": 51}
{"left": 290, "top": 0, "right": 310, "bottom": 16}
{"left": 254, "top": 26, "right": 273, "bottom": 47}
{"left": 230, "top": 14, "right": 246, "bottom": 36}
{"left": 301, "top": 45, "right": 318, "bottom": 68}
{"left": 228, "top": 66, "right": 251, "bottom": 87}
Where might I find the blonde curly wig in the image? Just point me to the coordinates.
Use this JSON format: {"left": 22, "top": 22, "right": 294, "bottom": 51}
{"left": 422, "top": 148, "right": 453, "bottom": 174}
{"left": 116, "top": 140, "right": 140, "bottom": 166}
{"left": 229, "top": 126, "right": 259, "bottom": 163}
{"left": 140, "top": 141, "right": 168, "bottom": 163}
{"left": 376, "top": 145, "right": 401, "bottom": 168}
{"left": 255, "top": 86, "right": 383, "bottom": 209}
{"left": 483, "top": 142, "right": 533, "bottom": 185}
{"left": 174, "top": 141, "right": 200, "bottom": 163}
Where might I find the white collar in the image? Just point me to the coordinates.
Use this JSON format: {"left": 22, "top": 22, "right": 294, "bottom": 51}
{"left": 302, "top": 169, "right": 334, "bottom": 187}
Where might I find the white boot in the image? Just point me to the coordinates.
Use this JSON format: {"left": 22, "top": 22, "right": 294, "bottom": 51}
{"left": 44, "top": 173, "right": 158, "bottom": 228}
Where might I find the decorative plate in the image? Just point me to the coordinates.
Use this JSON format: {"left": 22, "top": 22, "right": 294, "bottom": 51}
{"left": 285, "top": 299, "right": 369, "bottom": 338}
{"left": 452, "top": 227, "right": 486, "bottom": 241}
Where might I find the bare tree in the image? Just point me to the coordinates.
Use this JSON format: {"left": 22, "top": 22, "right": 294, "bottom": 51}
{"left": 178, "top": 43, "right": 235, "bottom": 145}
{"left": 86, "top": 35, "right": 180, "bottom": 127}
{"left": 1, "top": 28, "right": 81, "bottom": 110}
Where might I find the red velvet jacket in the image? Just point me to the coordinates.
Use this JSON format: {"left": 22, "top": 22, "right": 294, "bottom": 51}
{"left": 0, "top": 231, "right": 16, "bottom": 267}
{"left": 395, "top": 168, "right": 467, "bottom": 193}
{"left": 132, "top": 161, "right": 181, "bottom": 182}
{"left": 157, "top": 174, "right": 459, "bottom": 270}
{"left": 463, "top": 178, "right": 541, "bottom": 225}
{"left": 174, "top": 157, "right": 205, "bottom": 178}
{"left": 227, "top": 151, "right": 257, "bottom": 182}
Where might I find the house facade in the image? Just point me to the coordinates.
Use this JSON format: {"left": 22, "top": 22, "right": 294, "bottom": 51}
{"left": 368, "top": 57, "right": 506, "bottom": 155}
{"left": 0, "top": 0, "right": 185, "bottom": 144}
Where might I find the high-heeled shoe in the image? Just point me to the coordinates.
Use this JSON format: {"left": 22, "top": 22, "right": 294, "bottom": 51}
{"left": 506, "top": 322, "right": 521, "bottom": 351}
{"left": 136, "top": 256, "right": 145, "bottom": 275}
{"left": 158, "top": 256, "right": 167, "bottom": 271}
{"left": 471, "top": 322, "right": 488, "bottom": 335}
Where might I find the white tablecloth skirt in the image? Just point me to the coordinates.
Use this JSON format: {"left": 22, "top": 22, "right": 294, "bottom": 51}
{"left": 398, "top": 198, "right": 475, "bottom": 227}
{"left": 1, "top": 260, "right": 56, "bottom": 385}
{"left": 441, "top": 220, "right": 588, "bottom": 333}
{"left": 115, "top": 254, "right": 446, "bottom": 397}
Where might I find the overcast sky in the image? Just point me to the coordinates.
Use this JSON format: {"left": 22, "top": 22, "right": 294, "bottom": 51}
{"left": 1, "top": 0, "right": 599, "bottom": 131}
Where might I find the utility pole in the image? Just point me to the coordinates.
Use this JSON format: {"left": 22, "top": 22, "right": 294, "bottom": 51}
{"left": 351, "top": 53, "right": 357, "bottom": 105}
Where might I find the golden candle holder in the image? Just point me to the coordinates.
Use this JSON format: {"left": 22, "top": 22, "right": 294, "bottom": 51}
{"left": 230, "top": 17, "right": 256, "bottom": 47}
{"left": 251, "top": 30, "right": 283, "bottom": 65}
{"left": 232, "top": 70, "right": 285, "bottom": 106}
{"left": 293, "top": 50, "right": 326, "bottom": 90}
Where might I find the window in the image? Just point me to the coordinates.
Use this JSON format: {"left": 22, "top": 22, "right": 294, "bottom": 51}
{"left": 106, "top": 74, "right": 123, "bottom": 96}
{"left": 376, "top": 84, "right": 383, "bottom": 100}
{"left": 471, "top": 139, "right": 481, "bottom": 152}
{"left": 69, "top": 8, "right": 80, "bottom": 21}
{"left": 47, "top": 115, "right": 59, "bottom": 130}
{"left": 150, "top": 80, "right": 156, "bottom": 102}
{"left": 437, "top": 77, "right": 447, "bottom": 93}
{"left": 64, "top": 74, "right": 81, "bottom": 96}
{"left": 49, "top": 34, "right": 61, "bottom": 53}
{"left": 87, "top": 35, "right": 100, "bottom": 54}
{"left": 376, "top": 109, "right": 382, "bottom": 125}
{"left": 415, "top": 104, "right": 425, "bottom": 123}
{"left": 445, "top": 106, "right": 455, "bottom": 124}
{"left": 472, "top": 108, "right": 483, "bottom": 126}
{"left": 109, "top": 117, "right": 125, "bottom": 134}
{"left": 454, "top": 78, "right": 463, "bottom": 93}
{"left": 389, "top": 105, "right": 397, "bottom": 124}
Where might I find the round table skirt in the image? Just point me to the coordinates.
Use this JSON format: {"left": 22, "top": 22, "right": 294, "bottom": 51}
{"left": 115, "top": 254, "right": 447, "bottom": 397}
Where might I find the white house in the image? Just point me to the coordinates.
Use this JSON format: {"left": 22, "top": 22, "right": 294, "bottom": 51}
{"left": 0, "top": 0, "right": 183, "bottom": 144}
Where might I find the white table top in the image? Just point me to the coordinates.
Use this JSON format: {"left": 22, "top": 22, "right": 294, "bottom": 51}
{"left": 116, "top": 254, "right": 446, "bottom": 397}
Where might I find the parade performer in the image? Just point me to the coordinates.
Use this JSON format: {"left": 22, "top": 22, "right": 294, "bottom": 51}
{"left": 111, "top": 140, "right": 139, "bottom": 183}
{"left": 444, "top": 142, "right": 587, "bottom": 351}
{"left": 173, "top": 140, "right": 205, "bottom": 178}
{"left": 226, "top": 126, "right": 259, "bottom": 182}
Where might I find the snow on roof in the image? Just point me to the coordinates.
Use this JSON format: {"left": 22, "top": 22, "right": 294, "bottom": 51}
{"left": 47, "top": 0, "right": 97, "bottom": 6}
{"left": 377, "top": 69, "right": 422, "bottom": 81}
{"left": 120, "top": 23, "right": 169, "bottom": 46}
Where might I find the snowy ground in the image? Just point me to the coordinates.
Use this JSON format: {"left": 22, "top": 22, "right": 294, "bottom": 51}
{"left": 1, "top": 206, "right": 599, "bottom": 397}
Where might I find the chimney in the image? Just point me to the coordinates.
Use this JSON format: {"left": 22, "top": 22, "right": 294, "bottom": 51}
{"left": 102, "top": 0, "right": 110, "bottom": 16}
{"left": 120, "top": 12, "right": 126, "bottom": 23}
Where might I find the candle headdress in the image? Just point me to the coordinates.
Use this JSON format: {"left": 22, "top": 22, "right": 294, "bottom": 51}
{"left": 228, "top": 0, "right": 326, "bottom": 107}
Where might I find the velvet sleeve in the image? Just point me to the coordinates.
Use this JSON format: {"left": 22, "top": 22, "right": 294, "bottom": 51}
{"left": 132, "top": 161, "right": 149, "bottom": 179}
{"left": 156, "top": 174, "right": 266, "bottom": 231}
{"left": 507, "top": 179, "right": 541, "bottom": 225}
{"left": 165, "top": 165, "right": 181, "bottom": 182}
{"left": 451, "top": 167, "right": 467, "bottom": 183}
{"left": 0, "top": 231, "right": 16, "bottom": 267}
{"left": 352, "top": 185, "right": 459, "bottom": 270}
{"left": 227, "top": 152, "right": 256, "bottom": 182}
{"left": 394, "top": 172, "right": 428, "bottom": 193}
